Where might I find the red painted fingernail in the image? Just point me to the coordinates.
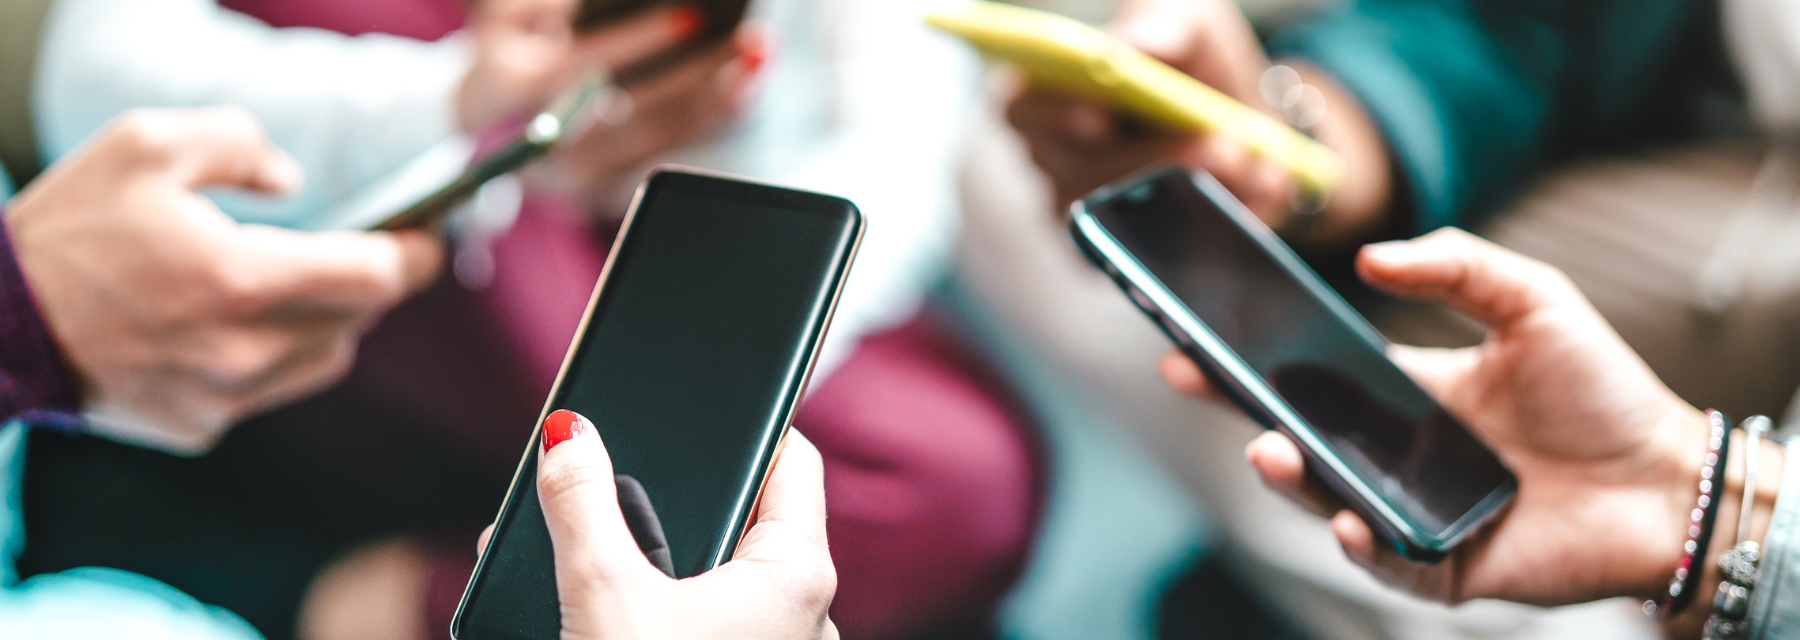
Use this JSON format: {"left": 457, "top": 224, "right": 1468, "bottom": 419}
{"left": 671, "top": 5, "right": 705, "bottom": 40}
{"left": 543, "top": 409, "right": 587, "bottom": 453}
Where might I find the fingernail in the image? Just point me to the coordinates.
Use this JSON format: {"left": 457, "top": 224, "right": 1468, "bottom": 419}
{"left": 543, "top": 409, "right": 589, "bottom": 453}
{"left": 671, "top": 5, "right": 705, "bottom": 40}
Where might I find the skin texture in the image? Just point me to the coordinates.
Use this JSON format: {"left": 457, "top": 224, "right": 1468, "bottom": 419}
{"left": 1004, "top": 0, "right": 1392, "bottom": 249}
{"left": 1159, "top": 230, "right": 1717, "bottom": 608}
{"left": 5, "top": 107, "right": 442, "bottom": 453}
{"left": 460, "top": 0, "right": 766, "bottom": 210}
{"left": 528, "top": 411, "right": 840, "bottom": 640}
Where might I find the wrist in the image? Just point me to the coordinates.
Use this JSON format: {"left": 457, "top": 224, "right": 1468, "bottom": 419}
{"left": 1653, "top": 415, "right": 1785, "bottom": 637}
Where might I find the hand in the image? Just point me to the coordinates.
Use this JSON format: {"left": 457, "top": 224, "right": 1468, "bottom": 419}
{"left": 1159, "top": 229, "right": 1708, "bottom": 606}
{"left": 1005, "top": 0, "right": 1286, "bottom": 217}
{"left": 529, "top": 24, "right": 768, "bottom": 211}
{"left": 6, "top": 108, "right": 443, "bottom": 453}
{"left": 460, "top": 0, "right": 699, "bottom": 132}
{"left": 461, "top": 0, "right": 765, "bottom": 210}
{"left": 531, "top": 410, "right": 839, "bottom": 640}
{"left": 1004, "top": 0, "right": 1393, "bottom": 247}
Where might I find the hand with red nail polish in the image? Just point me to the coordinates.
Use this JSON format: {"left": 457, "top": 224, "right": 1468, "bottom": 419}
{"left": 535, "top": 410, "right": 839, "bottom": 640}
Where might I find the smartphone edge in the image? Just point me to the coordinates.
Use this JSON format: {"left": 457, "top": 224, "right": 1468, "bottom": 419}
{"left": 448, "top": 170, "right": 659, "bottom": 640}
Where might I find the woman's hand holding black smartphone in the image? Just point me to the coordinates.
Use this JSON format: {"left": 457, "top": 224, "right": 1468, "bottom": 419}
{"left": 528, "top": 410, "right": 839, "bottom": 640}
{"left": 1160, "top": 228, "right": 1720, "bottom": 609}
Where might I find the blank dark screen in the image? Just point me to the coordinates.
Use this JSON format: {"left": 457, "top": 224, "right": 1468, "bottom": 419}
{"left": 1090, "top": 172, "right": 1510, "bottom": 535}
{"left": 456, "top": 174, "right": 857, "bottom": 640}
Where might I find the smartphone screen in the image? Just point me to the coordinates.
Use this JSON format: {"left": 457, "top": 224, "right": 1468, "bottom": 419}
{"left": 452, "top": 170, "right": 861, "bottom": 640}
{"left": 1080, "top": 169, "right": 1512, "bottom": 542}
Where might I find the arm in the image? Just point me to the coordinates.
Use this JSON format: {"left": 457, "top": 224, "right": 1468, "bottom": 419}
{"left": 1269, "top": 0, "right": 1712, "bottom": 234}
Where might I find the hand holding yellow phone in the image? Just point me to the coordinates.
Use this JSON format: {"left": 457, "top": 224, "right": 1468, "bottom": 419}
{"left": 928, "top": 1, "right": 1343, "bottom": 194}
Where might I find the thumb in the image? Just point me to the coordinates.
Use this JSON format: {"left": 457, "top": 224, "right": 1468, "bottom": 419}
{"left": 536, "top": 410, "right": 662, "bottom": 589}
{"left": 1356, "top": 229, "right": 1587, "bottom": 329}
{"left": 105, "top": 107, "right": 303, "bottom": 196}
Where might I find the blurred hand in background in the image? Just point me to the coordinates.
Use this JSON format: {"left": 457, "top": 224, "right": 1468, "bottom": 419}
{"left": 1005, "top": 0, "right": 1392, "bottom": 249}
{"left": 7, "top": 107, "right": 442, "bottom": 453}
{"left": 462, "top": 0, "right": 767, "bottom": 210}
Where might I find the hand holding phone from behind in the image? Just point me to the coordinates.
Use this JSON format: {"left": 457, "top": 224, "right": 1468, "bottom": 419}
{"left": 1159, "top": 229, "right": 1727, "bottom": 611}
{"left": 464, "top": 0, "right": 769, "bottom": 211}
{"left": 1003, "top": 0, "right": 1389, "bottom": 248}
{"left": 519, "top": 410, "right": 839, "bottom": 640}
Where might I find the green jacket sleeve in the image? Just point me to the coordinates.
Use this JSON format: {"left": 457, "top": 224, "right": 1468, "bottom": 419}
{"left": 1268, "top": 0, "right": 1721, "bottom": 233}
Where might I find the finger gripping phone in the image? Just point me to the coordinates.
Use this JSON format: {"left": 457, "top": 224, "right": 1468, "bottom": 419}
{"left": 926, "top": 1, "right": 1343, "bottom": 193}
{"left": 451, "top": 169, "right": 863, "bottom": 640}
{"left": 1071, "top": 166, "right": 1515, "bottom": 562}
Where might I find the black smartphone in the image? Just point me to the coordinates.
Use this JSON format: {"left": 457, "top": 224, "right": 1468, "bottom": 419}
{"left": 450, "top": 169, "right": 863, "bottom": 640}
{"left": 1070, "top": 166, "right": 1516, "bottom": 562}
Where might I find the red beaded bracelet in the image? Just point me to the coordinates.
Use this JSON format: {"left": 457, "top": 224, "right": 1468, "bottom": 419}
{"left": 1646, "top": 410, "right": 1732, "bottom": 619}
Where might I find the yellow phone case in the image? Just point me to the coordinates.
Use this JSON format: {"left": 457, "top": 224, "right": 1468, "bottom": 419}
{"left": 929, "top": 1, "right": 1343, "bottom": 193}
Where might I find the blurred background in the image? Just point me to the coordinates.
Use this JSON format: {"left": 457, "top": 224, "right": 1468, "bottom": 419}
{"left": 4, "top": 0, "right": 1795, "bottom": 638}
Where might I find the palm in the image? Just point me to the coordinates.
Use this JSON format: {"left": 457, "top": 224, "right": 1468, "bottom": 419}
{"left": 1344, "top": 231, "right": 1702, "bottom": 606}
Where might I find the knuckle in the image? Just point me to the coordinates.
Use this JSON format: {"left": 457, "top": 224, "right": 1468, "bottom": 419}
{"left": 203, "top": 336, "right": 286, "bottom": 388}
{"left": 106, "top": 110, "right": 176, "bottom": 159}
{"left": 205, "top": 264, "right": 272, "bottom": 316}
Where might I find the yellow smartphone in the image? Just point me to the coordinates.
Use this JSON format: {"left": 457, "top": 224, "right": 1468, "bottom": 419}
{"left": 928, "top": 1, "right": 1343, "bottom": 193}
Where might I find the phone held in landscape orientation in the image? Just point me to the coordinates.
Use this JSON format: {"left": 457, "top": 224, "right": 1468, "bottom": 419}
{"left": 451, "top": 169, "right": 864, "bottom": 640}
{"left": 311, "top": 75, "right": 614, "bottom": 233}
{"left": 1070, "top": 166, "right": 1516, "bottom": 562}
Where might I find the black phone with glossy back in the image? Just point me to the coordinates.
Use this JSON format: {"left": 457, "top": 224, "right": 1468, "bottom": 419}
{"left": 451, "top": 169, "right": 862, "bottom": 640}
{"left": 1070, "top": 166, "right": 1515, "bottom": 562}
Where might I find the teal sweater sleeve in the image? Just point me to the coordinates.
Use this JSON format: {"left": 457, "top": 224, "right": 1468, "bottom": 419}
{"left": 1268, "top": 0, "right": 1721, "bottom": 233}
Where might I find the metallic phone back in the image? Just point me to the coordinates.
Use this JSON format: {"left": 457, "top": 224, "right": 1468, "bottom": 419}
{"left": 451, "top": 170, "right": 863, "bottom": 640}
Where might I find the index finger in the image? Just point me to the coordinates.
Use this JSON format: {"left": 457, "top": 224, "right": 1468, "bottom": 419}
{"left": 573, "top": 5, "right": 698, "bottom": 75}
{"left": 226, "top": 226, "right": 443, "bottom": 315}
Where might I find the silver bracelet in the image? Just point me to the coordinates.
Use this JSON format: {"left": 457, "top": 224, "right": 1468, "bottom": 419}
{"left": 1706, "top": 415, "right": 1771, "bottom": 640}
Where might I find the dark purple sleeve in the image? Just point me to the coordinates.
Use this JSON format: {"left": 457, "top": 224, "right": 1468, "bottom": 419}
{"left": 0, "top": 212, "right": 82, "bottom": 431}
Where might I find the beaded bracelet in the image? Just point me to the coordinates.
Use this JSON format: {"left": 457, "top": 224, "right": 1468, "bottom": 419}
{"left": 1705, "top": 415, "right": 1772, "bottom": 640}
{"left": 1646, "top": 410, "right": 1732, "bottom": 619}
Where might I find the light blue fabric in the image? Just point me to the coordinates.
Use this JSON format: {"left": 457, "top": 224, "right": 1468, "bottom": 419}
{"left": 0, "top": 421, "right": 263, "bottom": 640}
{"left": 1746, "top": 436, "right": 1800, "bottom": 638}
